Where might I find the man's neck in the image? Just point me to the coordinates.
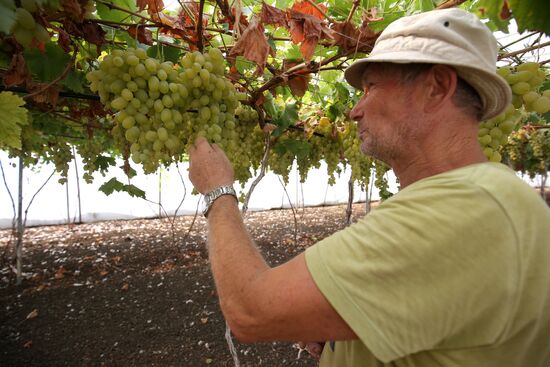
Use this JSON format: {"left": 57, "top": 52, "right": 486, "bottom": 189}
{"left": 390, "top": 123, "right": 487, "bottom": 188}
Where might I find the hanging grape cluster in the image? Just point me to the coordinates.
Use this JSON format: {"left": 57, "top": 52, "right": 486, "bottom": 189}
{"left": 478, "top": 62, "right": 549, "bottom": 162}
{"left": 478, "top": 104, "right": 520, "bottom": 162}
{"left": 87, "top": 47, "right": 247, "bottom": 174}
{"left": 10, "top": 0, "right": 49, "bottom": 47}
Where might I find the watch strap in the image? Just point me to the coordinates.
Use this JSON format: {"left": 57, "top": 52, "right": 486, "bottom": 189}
{"left": 202, "top": 185, "right": 238, "bottom": 217}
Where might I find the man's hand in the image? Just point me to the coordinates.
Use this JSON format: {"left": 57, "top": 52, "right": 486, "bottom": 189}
{"left": 188, "top": 137, "right": 235, "bottom": 194}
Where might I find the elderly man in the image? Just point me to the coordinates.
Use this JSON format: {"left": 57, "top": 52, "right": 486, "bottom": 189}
{"left": 188, "top": 8, "right": 550, "bottom": 366}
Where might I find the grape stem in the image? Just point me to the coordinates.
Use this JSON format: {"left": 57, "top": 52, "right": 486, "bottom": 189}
{"left": 197, "top": 0, "right": 206, "bottom": 52}
{"left": 242, "top": 133, "right": 271, "bottom": 215}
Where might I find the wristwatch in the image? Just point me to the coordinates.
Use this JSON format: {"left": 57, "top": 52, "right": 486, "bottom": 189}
{"left": 202, "top": 185, "right": 238, "bottom": 217}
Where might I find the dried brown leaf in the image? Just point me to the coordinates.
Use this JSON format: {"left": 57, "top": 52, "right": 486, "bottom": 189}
{"left": 288, "top": 10, "right": 332, "bottom": 60}
{"left": 137, "top": 0, "right": 164, "bottom": 17}
{"left": 283, "top": 60, "right": 310, "bottom": 97}
{"left": 81, "top": 21, "right": 106, "bottom": 52}
{"left": 3, "top": 53, "right": 30, "bottom": 87}
{"left": 229, "top": 16, "right": 271, "bottom": 75}
{"left": 332, "top": 21, "right": 377, "bottom": 53}
{"left": 260, "top": 2, "right": 287, "bottom": 27}
{"left": 127, "top": 25, "right": 153, "bottom": 45}
{"left": 26, "top": 309, "right": 39, "bottom": 320}
{"left": 291, "top": 1, "right": 327, "bottom": 20}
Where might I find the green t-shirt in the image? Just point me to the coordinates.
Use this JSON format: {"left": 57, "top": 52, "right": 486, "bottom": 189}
{"left": 305, "top": 162, "right": 550, "bottom": 366}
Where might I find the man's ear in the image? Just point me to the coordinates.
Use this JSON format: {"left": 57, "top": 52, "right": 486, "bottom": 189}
{"left": 422, "top": 65, "right": 458, "bottom": 114}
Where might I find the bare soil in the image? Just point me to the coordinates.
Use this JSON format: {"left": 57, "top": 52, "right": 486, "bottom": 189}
{"left": 0, "top": 203, "right": 368, "bottom": 366}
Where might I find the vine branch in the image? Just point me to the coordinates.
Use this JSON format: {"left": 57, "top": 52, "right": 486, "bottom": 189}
{"left": 499, "top": 40, "right": 550, "bottom": 60}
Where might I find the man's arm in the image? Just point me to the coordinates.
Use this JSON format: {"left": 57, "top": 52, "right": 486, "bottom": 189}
{"left": 189, "top": 137, "right": 357, "bottom": 343}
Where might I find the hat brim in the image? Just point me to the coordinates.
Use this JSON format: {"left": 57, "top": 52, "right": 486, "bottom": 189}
{"left": 344, "top": 56, "right": 511, "bottom": 120}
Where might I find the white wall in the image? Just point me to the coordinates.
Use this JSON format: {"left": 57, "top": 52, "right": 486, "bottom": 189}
{"left": 0, "top": 151, "right": 396, "bottom": 229}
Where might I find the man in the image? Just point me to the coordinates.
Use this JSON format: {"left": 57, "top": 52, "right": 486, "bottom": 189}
{"left": 188, "top": 8, "right": 550, "bottom": 366}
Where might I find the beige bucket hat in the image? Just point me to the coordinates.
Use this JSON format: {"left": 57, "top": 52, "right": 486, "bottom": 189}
{"left": 344, "top": 8, "right": 512, "bottom": 120}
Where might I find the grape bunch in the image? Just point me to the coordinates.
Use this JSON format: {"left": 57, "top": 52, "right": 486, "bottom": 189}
{"left": 230, "top": 106, "right": 265, "bottom": 183}
{"left": 340, "top": 121, "right": 372, "bottom": 188}
{"left": 311, "top": 117, "right": 342, "bottom": 185}
{"left": 498, "top": 62, "right": 550, "bottom": 114}
{"left": 478, "top": 103, "right": 520, "bottom": 162}
{"left": 9, "top": 0, "right": 49, "bottom": 48}
{"left": 87, "top": 47, "right": 245, "bottom": 174}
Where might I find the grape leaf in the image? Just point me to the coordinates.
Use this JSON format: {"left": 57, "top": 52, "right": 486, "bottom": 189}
{"left": 0, "top": 92, "right": 29, "bottom": 150}
{"left": 146, "top": 45, "right": 181, "bottom": 64}
{"left": 288, "top": 10, "right": 333, "bottom": 61}
{"left": 96, "top": 0, "right": 137, "bottom": 23}
{"left": 61, "top": 70, "right": 85, "bottom": 93}
{"left": 24, "top": 42, "right": 71, "bottom": 82}
{"left": 3, "top": 53, "right": 30, "bottom": 87}
{"left": 137, "top": 0, "right": 163, "bottom": 17}
{"left": 127, "top": 25, "right": 153, "bottom": 45}
{"left": 260, "top": 2, "right": 288, "bottom": 27}
{"left": 291, "top": 0, "right": 327, "bottom": 20}
{"left": 508, "top": 0, "right": 550, "bottom": 35}
{"left": 274, "top": 138, "right": 312, "bottom": 160}
{"left": 283, "top": 60, "right": 310, "bottom": 97}
{"left": 0, "top": 0, "right": 16, "bottom": 34}
{"left": 332, "top": 21, "right": 378, "bottom": 53}
{"left": 99, "top": 177, "right": 146, "bottom": 198}
{"left": 229, "top": 16, "right": 272, "bottom": 75}
{"left": 272, "top": 103, "right": 298, "bottom": 136}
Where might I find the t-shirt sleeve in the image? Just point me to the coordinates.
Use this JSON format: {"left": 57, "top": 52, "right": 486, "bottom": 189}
{"left": 305, "top": 183, "right": 517, "bottom": 362}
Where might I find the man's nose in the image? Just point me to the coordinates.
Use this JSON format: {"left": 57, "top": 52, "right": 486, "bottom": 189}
{"left": 349, "top": 101, "right": 363, "bottom": 121}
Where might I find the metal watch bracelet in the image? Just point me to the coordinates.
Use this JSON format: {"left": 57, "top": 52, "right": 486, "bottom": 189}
{"left": 202, "top": 185, "right": 238, "bottom": 217}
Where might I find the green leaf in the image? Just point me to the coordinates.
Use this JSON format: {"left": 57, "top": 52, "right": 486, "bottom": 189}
{"left": 0, "top": 92, "right": 28, "bottom": 150}
{"left": 334, "top": 82, "right": 350, "bottom": 101}
{"left": 416, "top": 0, "right": 434, "bottom": 12}
{"left": 24, "top": 42, "right": 71, "bottom": 82}
{"left": 124, "top": 184, "right": 146, "bottom": 198}
{"left": 146, "top": 44, "right": 181, "bottom": 64}
{"left": 272, "top": 103, "right": 298, "bottom": 136}
{"left": 262, "top": 92, "right": 279, "bottom": 118}
{"left": 274, "top": 139, "right": 312, "bottom": 160}
{"left": 96, "top": 0, "right": 137, "bottom": 23}
{"left": 275, "top": 0, "right": 292, "bottom": 8}
{"left": 99, "top": 177, "right": 146, "bottom": 198}
{"left": 0, "top": 0, "right": 16, "bottom": 34}
{"left": 95, "top": 155, "right": 116, "bottom": 172}
{"left": 473, "top": 0, "right": 511, "bottom": 33}
{"left": 235, "top": 56, "right": 255, "bottom": 74}
{"left": 508, "top": 0, "right": 550, "bottom": 35}
{"left": 61, "top": 70, "right": 85, "bottom": 93}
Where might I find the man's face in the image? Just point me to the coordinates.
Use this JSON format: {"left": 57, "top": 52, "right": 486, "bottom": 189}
{"left": 349, "top": 63, "right": 424, "bottom": 163}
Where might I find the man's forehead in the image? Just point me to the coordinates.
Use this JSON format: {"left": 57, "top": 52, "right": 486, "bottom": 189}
{"left": 361, "top": 63, "right": 386, "bottom": 84}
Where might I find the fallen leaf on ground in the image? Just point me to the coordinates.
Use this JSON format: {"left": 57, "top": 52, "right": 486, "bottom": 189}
{"left": 26, "top": 309, "right": 39, "bottom": 320}
{"left": 23, "top": 340, "right": 33, "bottom": 348}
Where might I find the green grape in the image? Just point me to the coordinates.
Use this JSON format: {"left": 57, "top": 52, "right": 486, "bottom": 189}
{"left": 532, "top": 96, "right": 550, "bottom": 114}
{"left": 512, "top": 82, "right": 530, "bottom": 95}
{"left": 15, "top": 8, "right": 36, "bottom": 30}
{"left": 13, "top": 26, "right": 33, "bottom": 47}
{"left": 34, "top": 24, "right": 49, "bottom": 43}
{"left": 21, "top": 0, "right": 38, "bottom": 12}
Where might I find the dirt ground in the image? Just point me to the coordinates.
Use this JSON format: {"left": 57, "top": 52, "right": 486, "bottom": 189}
{"left": 0, "top": 203, "right": 368, "bottom": 366}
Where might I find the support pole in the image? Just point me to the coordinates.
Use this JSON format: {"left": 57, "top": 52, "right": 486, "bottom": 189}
{"left": 16, "top": 156, "right": 23, "bottom": 285}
